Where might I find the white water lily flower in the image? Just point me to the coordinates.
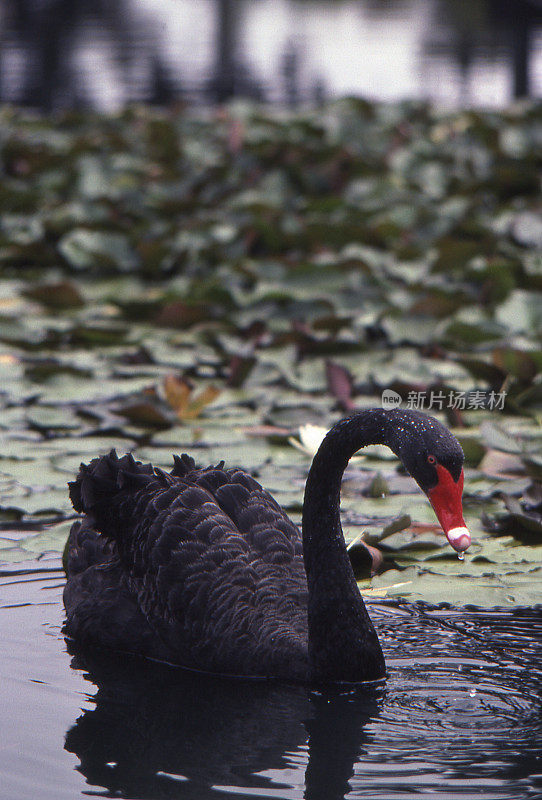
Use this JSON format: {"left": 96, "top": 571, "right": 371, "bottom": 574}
{"left": 289, "top": 423, "right": 366, "bottom": 461}
{"left": 288, "top": 424, "right": 328, "bottom": 455}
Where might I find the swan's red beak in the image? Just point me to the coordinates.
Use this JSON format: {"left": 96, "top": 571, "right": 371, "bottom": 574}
{"left": 427, "top": 466, "right": 471, "bottom": 553}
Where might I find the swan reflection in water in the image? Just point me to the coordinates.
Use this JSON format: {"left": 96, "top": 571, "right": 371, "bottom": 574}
{"left": 65, "top": 645, "right": 381, "bottom": 800}
{"left": 64, "top": 604, "right": 542, "bottom": 800}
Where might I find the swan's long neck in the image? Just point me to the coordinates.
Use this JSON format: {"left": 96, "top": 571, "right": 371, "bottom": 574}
{"left": 302, "top": 410, "right": 394, "bottom": 683}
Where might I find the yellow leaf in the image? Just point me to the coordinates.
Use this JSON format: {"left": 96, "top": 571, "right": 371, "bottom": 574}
{"left": 360, "top": 581, "right": 412, "bottom": 598}
{"left": 164, "top": 375, "right": 220, "bottom": 420}
{"left": 164, "top": 374, "right": 191, "bottom": 416}
{"left": 185, "top": 385, "right": 221, "bottom": 419}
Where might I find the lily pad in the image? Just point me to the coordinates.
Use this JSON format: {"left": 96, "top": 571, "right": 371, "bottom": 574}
{"left": 58, "top": 229, "right": 139, "bottom": 272}
{"left": 0, "top": 101, "right": 541, "bottom": 608}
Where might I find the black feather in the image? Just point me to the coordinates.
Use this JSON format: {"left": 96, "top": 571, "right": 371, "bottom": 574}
{"left": 171, "top": 454, "right": 197, "bottom": 477}
{"left": 64, "top": 451, "right": 309, "bottom": 680}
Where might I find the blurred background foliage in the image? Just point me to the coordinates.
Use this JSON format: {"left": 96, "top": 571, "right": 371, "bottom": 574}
{"left": 0, "top": 97, "right": 541, "bottom": 605}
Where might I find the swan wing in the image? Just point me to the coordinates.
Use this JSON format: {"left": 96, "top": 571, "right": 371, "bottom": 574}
{"left": 65, "top": 452, "right": 308, "bottom": 677}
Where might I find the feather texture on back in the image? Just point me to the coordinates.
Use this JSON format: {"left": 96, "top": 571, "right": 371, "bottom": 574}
{"left": 64, "top": 451, "right": 309, "bottom": 680}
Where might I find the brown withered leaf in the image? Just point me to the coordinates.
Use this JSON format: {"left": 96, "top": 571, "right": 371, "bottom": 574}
{"left": 227, "top": 354, "right": 256, "bottom": 388}
{"left": 347, "top": 532, "right": 384, "bottom": 577}
{"left": 155, "top": 301, "right": 209, "bottom": 329}
{"left": 117, "top": 401, "right": 172, "bottom": 428}
{"left": 164, "top": 374, "right": 220, "bottom": 420}
{"left": 23, "top": 281, "right": 84, "bottom": 309}
{"left": 325, "top": 359, "right": 355, "bottom": 411}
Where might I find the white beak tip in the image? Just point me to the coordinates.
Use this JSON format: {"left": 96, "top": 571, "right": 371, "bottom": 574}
{"left": 447, "top": 526, "right": 471, "bottom": 553}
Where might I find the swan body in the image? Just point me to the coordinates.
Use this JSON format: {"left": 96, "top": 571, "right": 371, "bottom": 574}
{"left": 63, "top": 409, "right": 469, "bottom": 684}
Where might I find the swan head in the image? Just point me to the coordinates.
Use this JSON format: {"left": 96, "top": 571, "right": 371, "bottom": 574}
{"left": 390, "top": 412, "right": 471, "bottom": 554}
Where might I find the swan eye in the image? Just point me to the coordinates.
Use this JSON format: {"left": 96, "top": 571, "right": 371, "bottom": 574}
{"left": 427, "top": 454, "right": 437, "bottom": 465}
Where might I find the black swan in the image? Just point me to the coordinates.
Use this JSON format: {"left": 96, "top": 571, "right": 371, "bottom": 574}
{"left": 63, "top": 408, "right": 470, "bottom": 684}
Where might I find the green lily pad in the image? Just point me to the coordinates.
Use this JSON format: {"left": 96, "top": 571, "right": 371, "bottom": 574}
{"left": 495, "top": 290, "right": 542, "bottom": 335}
{"left": 58, "top": 229, "right": 139, "bottom": 272}
{"left": 0, "top": 102, "right": 541, "bottom": 607}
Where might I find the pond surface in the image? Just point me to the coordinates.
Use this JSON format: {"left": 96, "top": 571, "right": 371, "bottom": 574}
{"left": 2, "top": 561, "right": 541, "bottom": 800}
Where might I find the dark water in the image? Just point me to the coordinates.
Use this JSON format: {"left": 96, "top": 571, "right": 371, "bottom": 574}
{"left": 1, "top": 0, "right": 542, "bottom": 110}
{"left": 1, "top": 562, "right": 541, "bottom": 800}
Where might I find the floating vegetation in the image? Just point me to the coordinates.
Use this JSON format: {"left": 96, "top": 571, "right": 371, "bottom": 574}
{"left": 0, "top": 99, "right": 540, "bottom": 605}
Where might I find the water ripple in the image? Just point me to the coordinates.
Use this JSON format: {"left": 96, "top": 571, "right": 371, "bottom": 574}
{"left": 1, "top": 570, "right": 541, "bottom": 800}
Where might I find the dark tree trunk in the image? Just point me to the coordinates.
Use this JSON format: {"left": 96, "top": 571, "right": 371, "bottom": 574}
{"left": 212, "top": 0, "right": 236, "bottom": 102}
{"left": 511, "top": 15, "right": 530, "bottom": 98}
